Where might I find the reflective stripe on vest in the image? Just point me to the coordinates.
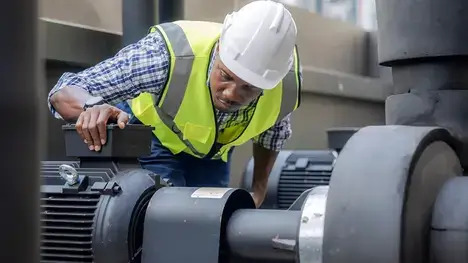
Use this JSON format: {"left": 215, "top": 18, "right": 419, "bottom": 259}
{"left": 150, "top": 23, "right": 206, "bottom": 158}
{"left": 130, "top": 21, "right": 301, "bottom": 161}
{"left": 279, "top": 50, "right": 300, "bottom": 121}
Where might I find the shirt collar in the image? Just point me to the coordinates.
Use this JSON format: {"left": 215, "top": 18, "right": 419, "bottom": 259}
{"left": 207, "top": 41, "right": 218, "bottom": 87}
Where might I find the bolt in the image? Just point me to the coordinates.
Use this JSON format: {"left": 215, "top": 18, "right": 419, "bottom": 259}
{"left": 112, "top": 185, "right": 121, "bottom": 193}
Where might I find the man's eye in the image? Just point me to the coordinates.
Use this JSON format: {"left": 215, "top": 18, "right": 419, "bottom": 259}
{"left": 220, "top": 70, "right": 230, "bottom": 80}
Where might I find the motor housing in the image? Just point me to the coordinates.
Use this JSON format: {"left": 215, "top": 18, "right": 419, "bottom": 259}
{"left": 40, "top": 124, "right": 164, "bottom": 263}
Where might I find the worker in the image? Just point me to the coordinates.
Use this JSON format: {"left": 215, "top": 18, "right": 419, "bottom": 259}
{"left": 48, "top": 0, "right": 302, "bottom": 207}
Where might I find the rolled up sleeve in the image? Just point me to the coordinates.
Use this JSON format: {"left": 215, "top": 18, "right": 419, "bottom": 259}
{"left": 48, "top": 30, "right": 170, "bottom": 119}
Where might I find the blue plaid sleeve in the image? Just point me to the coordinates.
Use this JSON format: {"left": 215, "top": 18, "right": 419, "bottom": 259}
{"left": 252, "top": 114, "right": 292, "bottom": 151}
{"left": 48, "top": 31, "right": 170, "bottom": 119}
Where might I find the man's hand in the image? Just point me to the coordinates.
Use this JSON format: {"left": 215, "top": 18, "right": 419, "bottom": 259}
{"left": 251, "top": 191, "right": 266, "bottom": 208}
{"left": 75, "top": 104, "right": 129, "bottom": 151}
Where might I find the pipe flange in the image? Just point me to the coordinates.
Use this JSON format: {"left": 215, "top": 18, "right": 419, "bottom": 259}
{"left": 298, "top": 186, "right": 328, "bottom": 263}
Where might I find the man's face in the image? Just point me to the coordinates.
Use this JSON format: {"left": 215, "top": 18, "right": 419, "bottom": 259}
{"left": 209, "top": 56, "right": 263, "bottom": 112}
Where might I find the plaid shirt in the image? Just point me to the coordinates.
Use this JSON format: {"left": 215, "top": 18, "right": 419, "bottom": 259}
{"left": 48, "top": 30, "right": 299, "bottom": 151}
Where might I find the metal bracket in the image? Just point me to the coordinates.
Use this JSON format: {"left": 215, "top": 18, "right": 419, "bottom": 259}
{"left": 61, "top": 175, "right": 89, "bottom": 194}
{"left": 272, "top": 237, "right": 296, "bottom": 252}
{"left": 90, "top": 181, "right": 122, "bottom": 196}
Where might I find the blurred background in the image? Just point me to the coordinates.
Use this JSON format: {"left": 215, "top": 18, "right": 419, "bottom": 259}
{"left": 40, "top": 0, "right": 390, "bottom": 187}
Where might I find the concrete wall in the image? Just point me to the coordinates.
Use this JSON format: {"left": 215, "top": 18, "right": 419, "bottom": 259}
{"left": 40, "top": 0, "right": 391, "bottom": 187}
{"left": 235, "top": 0, "right": 368, "bottom": 76}
{"left": 40, "top": 0, "right": 122, "bottom": 33}
{"left": 39, "top": 0, "right": 388, "bottom": 78}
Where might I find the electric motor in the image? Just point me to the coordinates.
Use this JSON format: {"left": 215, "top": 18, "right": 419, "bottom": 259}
{"left": 40, "top": 161, "right": 164, "bottom": 263}
{"left": 242, "top": 150, "right": 335, "bottom": 209}
{"left": 241, "top": 127, "right": 359, "bottom": 209}
{"left": 40, "top": 124, "right": 163, "bottom": 263}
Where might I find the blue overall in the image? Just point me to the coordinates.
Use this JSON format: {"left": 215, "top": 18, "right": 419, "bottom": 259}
{"left": 117, "top": 102, "right": 231, "bottom": 187}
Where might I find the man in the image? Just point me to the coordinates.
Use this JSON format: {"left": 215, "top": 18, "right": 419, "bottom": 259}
{"left": 48, "top": 0, "right": 302, "bottom": 207}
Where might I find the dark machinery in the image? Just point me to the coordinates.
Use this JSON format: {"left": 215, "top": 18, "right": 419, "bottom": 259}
{"left": 321, "top": 0, "right": 468, "bottom": 262}
{"left": 39, "top": 124, "right": 304, "bottom": 263}
{"left": 241, "top": 127, "right": 359, "bottom": 209}
{"left": 243, "top": 149, "right": 335, "bottom": 209}
{"left": 40, "top": 125, "right": 163, "bottom": 263}
{"left": 37, "top": 0, "right": 468, "bottom": 263}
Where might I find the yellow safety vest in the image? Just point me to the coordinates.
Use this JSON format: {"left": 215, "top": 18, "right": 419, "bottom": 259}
{"left": 129, "top": 20, "right": 302, "bottom": 162}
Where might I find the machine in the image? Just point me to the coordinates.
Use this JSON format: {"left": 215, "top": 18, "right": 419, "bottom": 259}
{"left": 37, "top": 0, "right": 468, "bottom": 263}
{"left": 241, "top": 127, "right": 359, "bottom": 209}
{"left": 40, "top": 124, "right": 321, "bottom": 263}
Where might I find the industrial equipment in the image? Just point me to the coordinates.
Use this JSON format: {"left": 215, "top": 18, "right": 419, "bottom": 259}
{"left": 241, "top": 127, "right": 358, "bottom": 209}
{"left": 38, "top": 0, "right": 468, "bottom": 263}
{"left": 39, "top": 128, "right": 465, "bottom": 263}
{"left": 39, "top": 124, "right": 310, "bottom": 263}
{"left": 321, "top": 0, "right": 468, "bottom": 263}
{"left": 40, "top": 124, "right": 163, "bottom": 263}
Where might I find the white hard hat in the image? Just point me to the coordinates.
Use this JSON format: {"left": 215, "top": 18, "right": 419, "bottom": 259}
{"left": 219, "top": 0, "right": 298, "bottom": 90}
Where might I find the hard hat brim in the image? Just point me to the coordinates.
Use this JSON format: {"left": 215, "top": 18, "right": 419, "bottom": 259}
{"left": 219, "top": 51, "right": 281, "bottom": 90}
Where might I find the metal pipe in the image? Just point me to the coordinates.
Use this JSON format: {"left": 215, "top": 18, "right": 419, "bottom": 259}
{"left": 431, "top": 177, "right": 468, "bottom": 263}
{"left": 376, "top": 0, "right": 468, "bottom": 169}
{"left": 158, "top": 0, "right": 184, "bottom": 24}
{"left": 122, "top": 0, "right": 158, "bottom": 46}
{"left": 0, "top": 1, "right": 41, "bottom": 262}
{"left": 226, "top": 209, "right": 301, "bottom": 262}
{"left": 122, "top": 0, "right": 184, "bottom": 47}
{"left": 391, "top": 61, "right": 468, "bottom": 94}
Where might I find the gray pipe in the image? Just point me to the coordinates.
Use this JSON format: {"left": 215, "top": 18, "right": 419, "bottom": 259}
{"left": 0, "top": 1, "right": 41, "bottom": 262}
{"left": 122, "top": 0, "right": 157, "bottom": 46}
{"left": 226, "top": 209, "right": 300, "bottom": 262}
{"left": 158, "top": 0, "right": 184, "bottom": 23}
{"left": 431, "top": 177, "right": 468, "bottom": 263}
{"left": 122, "top": 0, "right": 185, "bottom": 47}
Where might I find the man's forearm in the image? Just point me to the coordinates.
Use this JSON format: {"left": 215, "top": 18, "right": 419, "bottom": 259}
{"left": 50, "top": 86, "right": 93, "bottom": 122}
{"left": 252, "top": 143, "right": 279, "bottom": 202}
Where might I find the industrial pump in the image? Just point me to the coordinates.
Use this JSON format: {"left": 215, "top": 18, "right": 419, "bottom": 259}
{"left": 41, "top": 124, "right": 309, "bottom": 263}
{"left": 39, "top": 0, "right": 468, "bottom": 262}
